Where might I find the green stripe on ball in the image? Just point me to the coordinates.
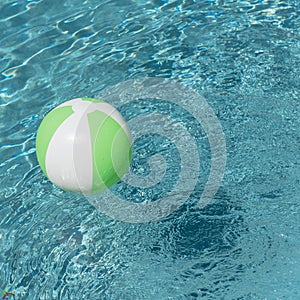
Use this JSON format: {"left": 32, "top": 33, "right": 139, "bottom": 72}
{"left": 88, "top": 110, "right": 132, "bottom": 193}
{"left": 36, "top": 106, "right": 73, "bottom": 177}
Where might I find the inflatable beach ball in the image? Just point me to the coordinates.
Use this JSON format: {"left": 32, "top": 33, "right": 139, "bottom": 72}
{"left": 36, "top": 98, "right": 132, "bottom": 194}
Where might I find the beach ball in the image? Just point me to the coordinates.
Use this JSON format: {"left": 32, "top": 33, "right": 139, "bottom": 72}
{"left": 36, "top": 98, "right": 132, "bottom": 194}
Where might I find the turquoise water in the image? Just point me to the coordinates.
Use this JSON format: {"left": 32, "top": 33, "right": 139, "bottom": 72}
{"left": 1, "top": 0, "right": 300, "bottom": 299}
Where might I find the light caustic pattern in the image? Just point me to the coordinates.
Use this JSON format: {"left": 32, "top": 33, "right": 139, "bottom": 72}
{"left": 85, "top": 78, "right": 226, "bottom": 223}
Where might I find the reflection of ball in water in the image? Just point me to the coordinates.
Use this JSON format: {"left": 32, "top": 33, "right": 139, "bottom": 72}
{"left": 36, "top": 98, "right": 132, "bottom": 194}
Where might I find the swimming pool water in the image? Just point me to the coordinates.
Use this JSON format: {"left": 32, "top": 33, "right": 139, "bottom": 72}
{"left": 1, "top": 0, "right": 300, "bottom": 299}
